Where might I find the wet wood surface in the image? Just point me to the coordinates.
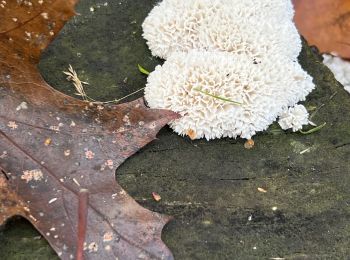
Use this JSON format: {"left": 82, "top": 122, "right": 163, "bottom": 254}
{"left": 1, "top": 1, "right": 349, "bottom": 259}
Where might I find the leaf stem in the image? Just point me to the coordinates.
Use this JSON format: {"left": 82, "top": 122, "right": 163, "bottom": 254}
{"left": 76, "top": 189, "right": 89, "bottom": 260}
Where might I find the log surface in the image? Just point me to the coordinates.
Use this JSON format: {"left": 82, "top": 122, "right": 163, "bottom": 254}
{"left": 1, "top": 1, "right": 349, "bottom": 259}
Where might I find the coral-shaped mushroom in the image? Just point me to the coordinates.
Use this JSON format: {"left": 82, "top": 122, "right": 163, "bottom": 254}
{"left": 323, "top": 54, "right": 350, "bottom": 94}
{"left": 142, "top": 0, "right": 301, "bottom": 62}
{"left": 278, "top": 104, "right": 310, "bottom": 132}
{"left": 143, "top": 0, "right": 315, "bottom": 140}
{"left": 145, "top": 51, "right": 314, "bottom": 140}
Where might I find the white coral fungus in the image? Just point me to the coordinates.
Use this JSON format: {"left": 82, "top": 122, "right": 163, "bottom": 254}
{"left": 323, "top": 54, "right": 350, "bottom": 94}
{"left": 143, "top": 0, "right": 315, "bottom": 140}
{"left": 145, "top": 51, "right": 314, "bottom": 140}
{"left": 278, "top": 105, "right": 310, "bottom": 132}
{"left": 142, "top": 0, "right": 301, "bottom": 62}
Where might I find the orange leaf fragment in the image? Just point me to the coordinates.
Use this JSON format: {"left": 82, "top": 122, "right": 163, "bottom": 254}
{"left": 186, "top": 129, "right": 197, "bottom": 140}
{"left": 44, "top": 138, "right": 52, "bottom": 146}
{"left": 293, "top": 0, "right": 350, "bottom": 59}
{"left": 152, "top": 192, "right": 162, "bottom": 202}
{"left": 244, "top": 139, "right": 255, "bottom": 149}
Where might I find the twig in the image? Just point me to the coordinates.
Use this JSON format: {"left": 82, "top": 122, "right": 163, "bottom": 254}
{"left": 329, "top": 91, "right": 338, "bottom": 100}
{"left": 76, "top": 189, "right": 89, "bottom": 260}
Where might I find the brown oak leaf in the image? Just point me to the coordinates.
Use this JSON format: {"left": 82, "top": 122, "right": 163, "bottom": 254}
{"left": 0, "top": 0, "right": 178, "bottom": 259}
{"left": 293, "top": 0, "right": 350, "bottom": 58}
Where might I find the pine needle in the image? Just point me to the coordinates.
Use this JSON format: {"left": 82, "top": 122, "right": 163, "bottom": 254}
{"left": 138, "top": 64, "right": 150, "bottom": 75}
{"left": 300, "top": 122, "right": 326, "bottom": 135}
{"left": 194, "top": 88, "right": 243, "bottom": 105}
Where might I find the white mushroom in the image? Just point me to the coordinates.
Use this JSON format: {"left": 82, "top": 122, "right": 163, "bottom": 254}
{"left": 142, "top": 0, "right": 301, "bottom": 62}
{"left": 143, "top": 0, "right": 315, "bottom": 140}
{"left": 278, "top": 104, "right": 310, "bottom": 132}
{"left": 323, "top": 54, "right": 350, "bottom": 94}
{"left": 145, "top": 51, "right": 314, "bottom": 140}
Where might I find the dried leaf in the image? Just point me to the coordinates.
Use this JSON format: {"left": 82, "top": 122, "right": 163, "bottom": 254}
{"left": 244, "top": 139, "right": 255, "bottom": 149}
{"left": 186, "top": 129, "right": 197, "bottom": 140}
{"left": 293, "top": 0, "right": 350, "bottom": 58}
{"left": 0, "top": 1, "right": 178, "bottom": 259}
{"left": 152, "top": 192, "right": 162, "bottom": 202}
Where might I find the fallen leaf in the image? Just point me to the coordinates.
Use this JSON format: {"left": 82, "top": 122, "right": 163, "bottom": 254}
{"left": 44, "top": 138, "right": 52, "bottom": 146}
{"left": 293, "top": 0, "right": 350, "bottom": 58}
{"left": 186, "top": 129, "right": 196, "bottom": 140}
{"left": 0, "top": 1, "right": 178, "bottom": 259}
{"left": 244, "top": 139, "right": 255, "bottom": 149}
{"left": 152, "top": 192, "right": 162, "bottom": 202}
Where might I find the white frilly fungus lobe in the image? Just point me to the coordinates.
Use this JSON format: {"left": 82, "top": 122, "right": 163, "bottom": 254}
{"left": 278, "top": 104, "right": 309, "bottom": 132}
{"left": 142, "top": 0, "right": 301, "bottom": 62}
{"left": 323, "top": 54, "right": 350, "bottom": 94}
{"left": 145, "top": 51, "right": 314, "bottom": 140}
{"left": 143, "top": 0, "right": 315, "bottom": 140}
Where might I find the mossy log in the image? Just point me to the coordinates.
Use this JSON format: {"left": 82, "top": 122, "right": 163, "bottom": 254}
{"left": 1, "top": 1, "right": 349, "bottom": 259}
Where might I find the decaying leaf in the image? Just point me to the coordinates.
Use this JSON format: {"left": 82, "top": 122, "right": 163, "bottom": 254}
{"left": 244, "top": 139, "right": 255, "bottom": 150}
{"left": 293, "top": 0, "right": 350, "bottom": 58}
{"left": 152, "top": 192, "right": 162, "bottom": 202}
{"left": 0, "top": 0, "right": 178, "bottom": 259}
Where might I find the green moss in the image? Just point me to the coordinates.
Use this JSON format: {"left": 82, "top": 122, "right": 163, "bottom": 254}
{"left": 0, "top": 218, "right": 58, "bottom": 260}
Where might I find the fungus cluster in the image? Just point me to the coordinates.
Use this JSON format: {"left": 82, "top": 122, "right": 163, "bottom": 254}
{"left": 142, "top": 0, "right": 315, "bottom": 140}
{"left": 323, "top": 54, "right": 350, "bottom": 94}
{"left": 278, "top": 104, "right": 310, "bottom": 132}
{"left": 142, "top": 0, "right": 300, "bottom": 62}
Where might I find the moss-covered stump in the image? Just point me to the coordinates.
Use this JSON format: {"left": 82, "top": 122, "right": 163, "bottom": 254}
{"left": 1, "top": 1, "right": 350, "bottom": 259}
